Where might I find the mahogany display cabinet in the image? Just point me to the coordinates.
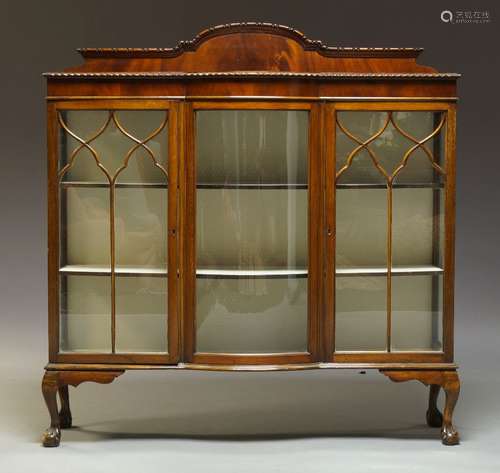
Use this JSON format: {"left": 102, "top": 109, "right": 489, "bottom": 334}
{"left": 42, "top": 23, "right": 461, "bottom": 447}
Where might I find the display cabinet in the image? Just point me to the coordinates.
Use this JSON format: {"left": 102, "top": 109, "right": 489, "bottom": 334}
{"left": 42, "top": 23, "right": 460, "bottom": 447}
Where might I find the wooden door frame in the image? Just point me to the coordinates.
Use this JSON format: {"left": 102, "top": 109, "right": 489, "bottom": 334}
{"left": 48, "top": 99, "right": 181, "bottom": 364}
{"left": 323, "top": 101, "right": 456, "bottom": 364}
{"left": 182, "top": 100, "right": 322, "bottom": 364}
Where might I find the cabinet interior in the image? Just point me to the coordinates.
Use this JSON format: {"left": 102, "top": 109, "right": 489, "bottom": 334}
{"left": 56, "top": 106, "right": 447, "bottom": 357}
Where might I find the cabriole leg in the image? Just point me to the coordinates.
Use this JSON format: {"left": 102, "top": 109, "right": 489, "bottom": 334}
{"left": 441, "top": 374, "right": 460, "bottom": 445}
{"left": 380, "top": 369, "right": 461, "bottom": 446}
{"left": 41, "top": 369, "right": 124, "bottom": 447}
{"left": 42, "top": 371, "right": 61, "bottom": 447}
{"left": 426, "top": 384, "right": 443, "bottom": 427}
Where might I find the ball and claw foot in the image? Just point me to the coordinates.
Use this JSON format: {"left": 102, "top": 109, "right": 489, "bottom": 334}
{"left": 42, "top": 426, "right": 61, "bottom": 447}
{"left": 441, "top": 424, "right": 459, "bottom": 446}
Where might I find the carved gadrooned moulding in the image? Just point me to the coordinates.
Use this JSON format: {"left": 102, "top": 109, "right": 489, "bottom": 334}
{"left": 77, "top": 22, "right": 425, "bottom": 59}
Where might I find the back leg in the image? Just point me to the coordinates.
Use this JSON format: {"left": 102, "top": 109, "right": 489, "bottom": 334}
{"left": 426, "top": 384, "right": 443, "bottom": 427}
{"left": 58, "top": 385, "right": 72, "bottom": 429}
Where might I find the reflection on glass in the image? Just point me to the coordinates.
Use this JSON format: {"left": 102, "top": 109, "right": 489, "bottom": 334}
{"left": 335, "top": 276, "right": 387, "bottom": 351}
{"left": 60, "top": 275, "right": 111, "bottom": 352}
{"left": 115, "top": 277, "right": 167, "bottom": 353}
{"left": 392, "top": 275, "right": 443, "bottom": 351}
{"left": 195, "top": 110, "right": 309, "bottom": 354}
{"left": 196, "top": 277, "right": 307, "bottom": 353}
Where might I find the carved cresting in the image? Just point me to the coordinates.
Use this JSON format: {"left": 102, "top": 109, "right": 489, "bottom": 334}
{"left": 380, "top": 370, "right": 460, "bottom": 445}
{"left": 41, "top": 370, "right": 123, "bottom": 447}
{"left": 76, "top": 22, "right": 425, "bottom": 59}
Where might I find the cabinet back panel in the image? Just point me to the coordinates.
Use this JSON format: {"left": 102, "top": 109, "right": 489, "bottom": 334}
{"left": 197, "top": 189, "right": 307, "bottom": 269}
{"left": 196, "top": 110, "right": 308, "bottom": 185}
{"left": 196, "top": 277, "right": 308, "bottom": 353}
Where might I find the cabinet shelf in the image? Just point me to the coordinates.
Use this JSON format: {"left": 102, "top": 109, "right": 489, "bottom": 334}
{"left": 336, "top": 183, "right": 444, "bottom": 190}
{"left": 60, "top": 266, "right": 308, "bottom": 279}
{"left": 61, "top": 182, "right": 308, "bottom": 190}
{"left": 197, "top": 183, "right": 307, "bottom": 189}
{"left": 196, "top": 268, "right": 308, "bottom": 279}
{"left": 60, "top": 181, "right": 167, "bottom": 189}
{"left": 196, "top": 265, "right": 443, "bottom": 278}
{"left": 60, "top": 265, "right": 443, "bottom": 278}
{"left": 336, "top": 265, "right": 443, "bottom": 276}
{"left": 59, "top": 265, "right": 167, "bottom": 276}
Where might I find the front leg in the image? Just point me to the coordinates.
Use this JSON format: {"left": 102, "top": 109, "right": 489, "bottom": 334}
{"left": 441, "top": 374, "right": 460, "bottom": 445}
{"left": 41, "top": 369, "right": 124, "bottom": 447}
{"left": 42, "top": 371, "right": 61, "bottom": 447}
{"left": 58, "top": 385, "right": 72, "bottom": 429}
{"left": 380, "top": 369, "right": 461, "bottom": 446}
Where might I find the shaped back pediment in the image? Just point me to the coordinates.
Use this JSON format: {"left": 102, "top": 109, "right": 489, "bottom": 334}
{"left": 65, "top": 23, "right": 438, "bottom": 74}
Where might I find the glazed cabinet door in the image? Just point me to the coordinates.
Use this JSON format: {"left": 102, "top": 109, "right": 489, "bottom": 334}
{"left": 48, "top": 100, "right": 179, "bottom": 364}
{"left": 324, "top": 103, "right": 456, "bottom": 363}
{"left": 184, "top": 102, "right": 321, "bottom": 364}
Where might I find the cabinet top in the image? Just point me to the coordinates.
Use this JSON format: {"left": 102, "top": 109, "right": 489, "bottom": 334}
{"left": 44, "top": 23, "right": 460, "bottom": 80}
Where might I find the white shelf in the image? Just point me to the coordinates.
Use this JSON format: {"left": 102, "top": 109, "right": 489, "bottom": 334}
{"left": 59, "top": 265, "right": 167, "bottom": 276}
{"left": 196, "top": 268, "right": 308, "bottom": 279}
{"left": 197, "top": 183, "right": 307, "bottom": 189}
{"left": 336, "top": 265, "right": 444, "bottom": 276}
{"left": 60, "top": 265, "right": 443, "bottom": 278}
{"left": 336, "top": 183, "right": 443, "bottom": 189}
{"left": 60, "top": 181, "right": 167, "bottom": 188}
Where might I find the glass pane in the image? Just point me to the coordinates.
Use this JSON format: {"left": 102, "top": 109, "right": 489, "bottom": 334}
{"left": 196, "top": 277, "right": 307, "bottom": 353}
{"left": 392, "top": 111, "right": 445, "bottom": 185}
{"left": 334, "top": 109, "right": 446, "bottom": 354}
{"left": 115, "top": 276, "right": 167, "bottom": 353}
{"left": 58, "top": 109, "right": 169, "bottom": 354}
{"left": 197, "top": 189, "right": 307, "bottom": 269}
{"left": 336, "top": 111, "right": 444, "bottom": 184}
{"left": 60, "top": 187, "right": 110, "bottom": 268}
{"left": 392, "top": 274, "right": 443, "bottom": 351}
{"left": 60, "top": 275, "right": 111, "bottom": 352}
{"left": 59, "top": 110, "right": 168, "bottom": 183}
{"left": 392, "top": 188, "right": 444, "bottom": 268}
{"left": 195, "top": 110, "right": 309, "bottom": 354}
{"left": 59, "top": 111, "right": 110, "bottom": 183}
{"left": 393, "top": 189, "right": 433, "bottom": 266}
{"left": 335, "top": 276, "right": 387, "bottom": 351}
{"left": 336, "top": 189, "right": 387, "bottom": 269}
{"left": 115, "top": 187, "right": 167, "bottom": 270}
{"left": 197, "top": 110, "right": 308, "bottom": 185}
